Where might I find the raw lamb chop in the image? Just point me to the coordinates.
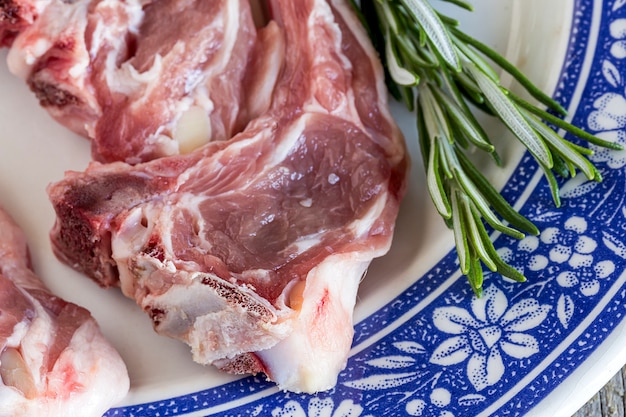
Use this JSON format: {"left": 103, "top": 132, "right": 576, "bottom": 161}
{"left": 48, "top": 0, "right": 408, "bottom": 393}
{"left": 0, "top": 206, "right": 129, "bottom": 416}
{"left": 0, "top": 0, "right": 50, "bottom": 47}
{"left": 2, "top": 0, "right": 144, "bottom": 138}
{"left": 2, "top": 0, "right": 258, "bottom": 164}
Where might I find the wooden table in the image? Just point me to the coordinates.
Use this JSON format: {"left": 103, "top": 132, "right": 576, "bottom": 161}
{"left": 573, "top": 369, "right": 626, "bottom": 416}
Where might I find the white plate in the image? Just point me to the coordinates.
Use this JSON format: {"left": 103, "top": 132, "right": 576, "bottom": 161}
{"left": 1, "top": 0, "right": 624, "bottom": 415}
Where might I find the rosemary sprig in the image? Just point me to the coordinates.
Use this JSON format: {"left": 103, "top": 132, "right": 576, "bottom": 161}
{"left": 353, "top": 0, "right": 623, "bottom": 296}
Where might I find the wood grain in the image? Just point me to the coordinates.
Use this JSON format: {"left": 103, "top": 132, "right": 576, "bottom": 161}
{"left": 572, "top": 370, "right": 626, "bottom": 417}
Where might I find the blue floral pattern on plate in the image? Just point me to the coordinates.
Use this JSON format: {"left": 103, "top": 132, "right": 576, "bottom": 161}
{"left": 105, "top": 0, "right": 626, "bottom": 415}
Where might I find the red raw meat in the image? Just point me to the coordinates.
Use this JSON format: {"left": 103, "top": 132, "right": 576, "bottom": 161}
{"left": 48, "top": 0, "right": 408, "bottom": 393}
{"left": 0, "top": 0, "right": 50, "bottom": 47}
{"left": 2, "top": 0, "right": 258, "bottom": 164}
{"left": 0, "top": 206, "right": 129, "bottom": 416}
{"left": 4, "top": 0, "right": 142, "bottom": 138}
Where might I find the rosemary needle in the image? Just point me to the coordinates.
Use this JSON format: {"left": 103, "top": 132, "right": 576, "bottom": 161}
{"left": 352, "top": 0, "right": 622, "bottom": 296}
